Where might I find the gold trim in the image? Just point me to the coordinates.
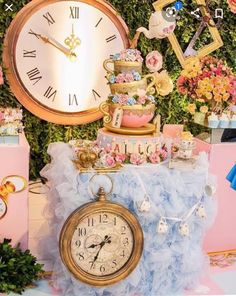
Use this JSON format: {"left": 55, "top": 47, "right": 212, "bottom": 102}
{"left": 104, "top": 122, "right": 155, "bottom": 135}
{"left": 110, "top": 103, "right": 155, "bottom": 110}
{"left": 208, "top": 249, "right": 236, "bottom": 268}
{"left": 1, "top": 175, "right": 28, "bottom": 193}
{"left": 73, "top": 160, "right": 123, "bottom": 173}
{"left": 59, "top": 195, "right": 143, "bottom": 286}
{"left": 3, "top": 0, "right": 130, "bottom": 125}
{"left": 0, "top": 198, "right": 7, "bottom": 220}
{"left": 153, "top": 0, "right": 223, "bottom": 68}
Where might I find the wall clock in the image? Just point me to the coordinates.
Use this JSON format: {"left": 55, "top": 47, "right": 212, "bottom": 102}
{"left": 3, "top": 0, "right": 129, "bottom": 125}
{"left": 59, "top": 187, "right": 143, "bottom": 286}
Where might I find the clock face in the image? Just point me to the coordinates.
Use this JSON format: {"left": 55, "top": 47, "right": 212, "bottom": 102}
{"left": 4, "top": 0, "right": 129, "bottom": 124}
{"left": 60, "top": 199, "right": 143, "bottom": 286}
{"left": 71, "top": 211, "right": 134, "bottom": 276}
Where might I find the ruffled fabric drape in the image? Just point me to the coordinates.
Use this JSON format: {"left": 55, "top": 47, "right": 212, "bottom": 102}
{"left": 40, "top": 142, "right": 216, "bottom": 296}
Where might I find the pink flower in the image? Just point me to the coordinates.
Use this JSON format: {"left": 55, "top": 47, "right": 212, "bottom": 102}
{"left": 116, "top": 73, "right": 126, "bottom": 83}
{"left": 146, "top": 51, "right": 163, "bottom": 73}
{"left": 130, "top": 153, "right": 146, "bottom": 165}
{"left": 148, "top": 152, "right": 161, "bottom": 164}
{"left": 115, "top": 153, "right": 126, "bottom": 163}
{"left": 118, "top": 94, "right": 129, "bottom": 105}
{"left": 105, "top": 154, "right": 116, "bottom": 167}
{"left": 227, "top": 0, "right": 236, "bottom": 13}
{"left": 160, "top": 150, "right": 168, "bottom": 160}
{"left": 124, "top": 73, "right": 134, "bottom": 83}
{"left": 0, "top": 66, "right": 4, "bottom": 86}
{"left": 137, "top": 96, "right": 147, "bottom": 105}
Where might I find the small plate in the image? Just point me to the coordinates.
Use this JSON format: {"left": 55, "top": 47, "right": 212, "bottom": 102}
{"left": 104, "top": 123, "right": 155, "bottom": 135}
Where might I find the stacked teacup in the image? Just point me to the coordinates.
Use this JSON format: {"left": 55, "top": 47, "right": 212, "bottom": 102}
{"left": 100, "top": 49, "right": 156, "bottom": 129}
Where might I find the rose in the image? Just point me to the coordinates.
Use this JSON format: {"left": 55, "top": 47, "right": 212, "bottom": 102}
{"left": 105, "top": 154, "right": 116, "bottom": 167}
{"left": 115, "top": 153, "right": 126, "bottom": 163}
{"left": 137, "top": 96, "right": 147, "bottom": 105}
{"left": 155, "top": 70, "right": 173, "bottom": 96}
{"left": 145, "top": 51, "right": 163, "bottom": 72}
{"left": 130, "top": 153, "right": 146, "bottom": 165}
{"left": 118, "top": 94, "right": 129, "bottom": 105}
{"left": 187, "top": 103, "right": 196, "bottom": 115}
{"left": 116, "top": 73, "right": 126, "bottom": 83}
{"left": 148, "top": 152, "right": 161, "bottom": 164}
{"left": 160, "top": 150, "right": 168, "bottom": 160}
{"left": 0, "top": 112, "right": 4, "bottom": 122}
{"left": 0, "top": 66, "right": 4, "bottom": 86}
{"left": 228, "top": 0, "right": 236, "bottom": 13}
{"left": 124, "top": 73, "right": 134, "bottom": 83}
{"left": 200, "top": 106, "right": 208, "bottom": 114}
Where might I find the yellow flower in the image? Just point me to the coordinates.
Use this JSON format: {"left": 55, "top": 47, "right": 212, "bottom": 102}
{"left": 187, "top": 103, "right": 196, "bottom": 114}
{"left": 155, "top": 70, "right": 173, "bottom": 96}
{"left": 214, "top": 93, "right": 222, "bottom": 102}
{"left": 200, "top": 105, "right": 208, "bottom": 114}
{"left": 181, "top": 57, "right": 201, "bottom": 78}
{"left": 222, "top": 92, "right": 230, "bottom": 101}
{"left": 205, "top": 92, "right": 213, "bottom": 100}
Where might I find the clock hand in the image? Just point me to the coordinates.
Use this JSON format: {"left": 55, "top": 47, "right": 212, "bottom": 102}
{"left": 88, "top": 236, "right": 112, "bottom": 249}
{"left": 90, "top": 236, "right": 111, "bottom": 269}
{"left": 38, "top": 34, "right": 77, "bottom": 58}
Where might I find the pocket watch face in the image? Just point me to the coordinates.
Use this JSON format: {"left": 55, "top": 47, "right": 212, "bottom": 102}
{"left": 71, "top": 211, "right": 134, "bottom": 276}
{"left": 60, "top": 199, "right": 143, "bottom": 286}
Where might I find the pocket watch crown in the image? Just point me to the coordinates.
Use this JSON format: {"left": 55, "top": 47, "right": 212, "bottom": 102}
{"left": 97, "top": 187, "right": 107, "bottom": 202}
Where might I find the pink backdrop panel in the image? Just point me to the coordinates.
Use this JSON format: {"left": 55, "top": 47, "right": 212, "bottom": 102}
{"left": 195, "top": 139, "right": 236, "bottom": 252}
{"left": 0, "top": 134, "right": 30, "bottom": 250}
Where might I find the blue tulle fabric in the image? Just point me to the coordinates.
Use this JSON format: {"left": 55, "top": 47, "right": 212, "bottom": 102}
{"left": 226, "top": 164, "right": 236, "bottom": 190}
{"left": 40, "top": 143, "right": 217, "bottom": 296}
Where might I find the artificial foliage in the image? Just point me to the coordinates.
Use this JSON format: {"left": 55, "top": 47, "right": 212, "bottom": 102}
{"left": 0, "top": 0, "right": 235, "bottom": 179}
{"left": 0, "top": 239, "right": 44, "bottom": 294}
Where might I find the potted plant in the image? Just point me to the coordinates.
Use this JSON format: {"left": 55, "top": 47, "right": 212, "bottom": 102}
{"left": 0, "top": 239, "right": 44, "bottom": 295}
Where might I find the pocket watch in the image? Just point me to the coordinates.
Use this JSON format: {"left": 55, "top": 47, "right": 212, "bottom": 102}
{"left": 59, "top": 180, "right": 143, "bottom": 286}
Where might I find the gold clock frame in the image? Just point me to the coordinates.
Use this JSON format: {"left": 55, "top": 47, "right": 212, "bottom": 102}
{"left": 3, "top": 0, "right": 130, "bottom": 125}
{"left": 153, "top": 0, "right": 223, "bottom": 68}
{"left": 59, "top": 190, "right": 143, "bottom": 286}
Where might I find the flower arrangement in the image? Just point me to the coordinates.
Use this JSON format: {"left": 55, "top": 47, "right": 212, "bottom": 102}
{"left": 0, "top": 108, "right": 24, "bottom": 135}
{"left": 111, "top": 49, "right": 143, "bottom": 62}
{"left": 94, "top": 143, "right": 168, "bottom": 167}
{"left": 107, "top": 70, "right": 141, "bottom": 84}
{"left": 145, "top": 51, "right": 173, "bottom": 97}
{"left": 108, "top": 89, "right": 155, "bottom": 106}
{"left": 177, "top": 56, "right": 236, "bottom": 114}
{"left": 0, "top": 108, "right": 23, "bottom": 123}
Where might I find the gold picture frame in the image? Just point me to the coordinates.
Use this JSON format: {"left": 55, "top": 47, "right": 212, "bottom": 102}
{"left": 153, "top": 0, "right": 223, "bottom": 68}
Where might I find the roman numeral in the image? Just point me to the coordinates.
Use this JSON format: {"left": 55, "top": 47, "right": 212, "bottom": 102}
{"left": 92, "top": 89, "right": 101, "bottom": 101}
{"left": 28, "top": 29, "right": 40, "bottom": 39}
{"left": 106, "top": 35, "right": 117, "bottom": 43}
{"left": 44, "top": 86, "right": 57, "bottom": 101}
{"left": 69, "top": 94, "right": 78, "bottom": 106}
{"left": 70, "top": 6, "right": 79, "bottom": 19}
{"left": 23, "top": 50, "right": 36, "bottom": 58}
{"left": 43, "top": 12, "right": 55, "bottom": 26}
{"left": 95, "top": 17, "right": 103, "bottom": 27}
{"left": 26, "top": 68, "right": 42, "bottom": 85}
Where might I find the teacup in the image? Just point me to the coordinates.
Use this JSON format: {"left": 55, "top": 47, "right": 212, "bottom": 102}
{"left": 110, "top": 74, "right": 156, "bottom": 95}
{"left": 99, "top": 102, "right": 155, "bottom": 128}
{"left": 103, "top": 59, "right": 142, "bottom": 74}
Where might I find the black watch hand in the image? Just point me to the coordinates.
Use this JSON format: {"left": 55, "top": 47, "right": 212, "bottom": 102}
{"left": 90, "top": 236, "right": 112, "bottom": 269}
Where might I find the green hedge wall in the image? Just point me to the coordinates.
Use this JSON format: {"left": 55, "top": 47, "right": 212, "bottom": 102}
{"left": 0, "top": 0, "right": 235, "bottom": 179}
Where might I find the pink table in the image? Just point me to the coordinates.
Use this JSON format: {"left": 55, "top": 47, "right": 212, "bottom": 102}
{"left": 0, "top": 133, "right": 30, "bottom": 250}
{"left": 195, "top": 139, "right": 236, "bottom": 252}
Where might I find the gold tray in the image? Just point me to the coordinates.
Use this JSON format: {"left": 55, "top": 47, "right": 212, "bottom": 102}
{"left": 73, "top": 161, "right": 123, "bottom": 173}
{"left": 104, "top": 123, "right": 155, "bottom": 135}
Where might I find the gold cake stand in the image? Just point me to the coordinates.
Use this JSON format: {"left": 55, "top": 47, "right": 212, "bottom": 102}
{"left": 104, "top": 123, "right": 156, "bottom": 135}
